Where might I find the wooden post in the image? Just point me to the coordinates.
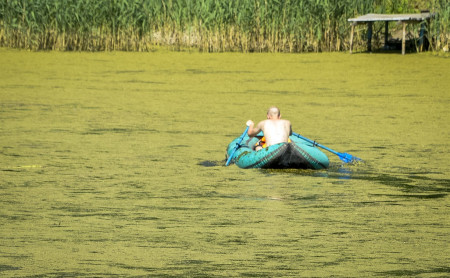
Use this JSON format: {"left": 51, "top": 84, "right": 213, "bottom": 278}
{"left": 384, "top": 21, "right": 389, "bottom": 49}
{"left": 368, "top": 22, "right": 373, "bottom": 52}
{"left": 349, "top": 23, "right": 354, "bottom": 54}
{"left": 419, "top": 21, "right": 425, "bottom": 52}
{"left": 402, "top": 21, "right": 406, "bottom": 55}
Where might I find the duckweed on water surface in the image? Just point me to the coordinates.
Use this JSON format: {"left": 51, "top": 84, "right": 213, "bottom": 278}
{"left": 0, "top": 48, "right": 448, "bottom": 277}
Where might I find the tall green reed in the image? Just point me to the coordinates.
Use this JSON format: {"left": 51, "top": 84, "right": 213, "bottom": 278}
{"left": 0, "top": 0, "right": 448, "bottom": 52}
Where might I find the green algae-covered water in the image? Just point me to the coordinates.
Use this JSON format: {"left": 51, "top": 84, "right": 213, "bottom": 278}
{"left": 0, "top": 48, "right": 449, "bottom": 277}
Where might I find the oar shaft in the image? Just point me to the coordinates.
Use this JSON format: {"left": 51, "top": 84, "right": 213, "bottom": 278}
{"left": 292, "top": 132, "right": 339, "bottom": 156}
{"left": 292, "top": 132, "right": 362, "bottom": 163}
{"left": 226, "top": 126, "right": 250, "bottom": 166}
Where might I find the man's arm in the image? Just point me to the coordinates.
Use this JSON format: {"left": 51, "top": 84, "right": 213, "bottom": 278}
{"left": 246, "top": 120, "right": 263, "bottom": 137}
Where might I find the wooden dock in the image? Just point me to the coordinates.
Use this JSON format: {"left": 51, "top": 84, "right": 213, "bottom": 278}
{"left": 348, "top": 12, "right": 434, "bottom": 55}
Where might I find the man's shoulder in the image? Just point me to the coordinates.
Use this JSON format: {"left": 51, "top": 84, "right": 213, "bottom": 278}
{"left": 277, "top": 119, "right": 290, "bottom": 125}
{"left": 258, "top": 119, "right": 269, "bottom": 125}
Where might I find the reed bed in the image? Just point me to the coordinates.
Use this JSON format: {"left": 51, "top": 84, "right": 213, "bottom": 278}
{"left": 0, "top": 0, "right": 448, "bottom": 52}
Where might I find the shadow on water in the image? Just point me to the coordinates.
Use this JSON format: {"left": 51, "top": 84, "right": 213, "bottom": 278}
{"left": 198, "top": 160, "right": 221, "bottom": 167}
{"left": 376, "top": 266, "right": 450, "bottom": 277}
{"left": 199, "top": 160, "right": 449, "bottom": 198}
{"left": 0, "top": 265, "right": 21, "bottom": 271}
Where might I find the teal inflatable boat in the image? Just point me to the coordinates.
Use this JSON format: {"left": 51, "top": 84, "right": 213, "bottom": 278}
{"left": 226, "top": 133, "right": 329, "bottom": 169}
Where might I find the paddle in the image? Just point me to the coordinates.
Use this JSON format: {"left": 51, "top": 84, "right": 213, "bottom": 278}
{"left": 292, "top": 132, "right": 362, "bottom": 163}
{"left": 226, "top": 126, "right": 250, "bottom": 166}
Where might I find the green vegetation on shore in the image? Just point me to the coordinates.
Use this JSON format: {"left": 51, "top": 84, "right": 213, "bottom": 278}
{"left": 0, "top": 0, "right": 448, "bottom": 52}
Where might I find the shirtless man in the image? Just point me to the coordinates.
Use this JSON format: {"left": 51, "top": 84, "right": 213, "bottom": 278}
{"left": 246, "top": 106, "right": 292, "bottom": 150}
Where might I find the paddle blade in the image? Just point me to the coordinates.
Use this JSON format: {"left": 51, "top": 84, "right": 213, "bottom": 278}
{"left": 338, "top": 152, "right": 362, "bottom": 163}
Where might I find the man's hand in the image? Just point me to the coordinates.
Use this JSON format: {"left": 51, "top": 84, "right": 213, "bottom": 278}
{"left": 246, "top": 120, "right": 254, "bottom": 127}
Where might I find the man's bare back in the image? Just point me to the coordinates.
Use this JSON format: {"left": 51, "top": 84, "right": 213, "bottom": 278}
{"left": 246, "top": 106, "right": 292, "bottom": 149}
{"left": 258, "top": 119, "right": 291, "bottom": 146}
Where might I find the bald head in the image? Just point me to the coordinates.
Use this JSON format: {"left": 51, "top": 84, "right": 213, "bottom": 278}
{"left": 267, "top": 106, "right": 281, "bottom": 119}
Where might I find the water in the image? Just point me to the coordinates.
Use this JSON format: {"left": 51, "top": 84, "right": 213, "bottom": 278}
{"left": 0, "top": 48, "right": 449, "bottom": 277}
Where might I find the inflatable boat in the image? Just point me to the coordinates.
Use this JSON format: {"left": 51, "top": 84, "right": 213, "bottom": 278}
{"left": 226, "top": 133, "right": 329, "bottom": 169}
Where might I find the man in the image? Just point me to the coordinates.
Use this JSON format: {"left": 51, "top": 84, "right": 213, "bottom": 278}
{"left": 246, "top": 106, "right": 292, "bottom": 150}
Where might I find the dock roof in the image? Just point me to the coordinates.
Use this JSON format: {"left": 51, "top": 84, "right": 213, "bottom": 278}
{"left": 348, "top": 12, "right": 433, "bottom": 23}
